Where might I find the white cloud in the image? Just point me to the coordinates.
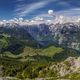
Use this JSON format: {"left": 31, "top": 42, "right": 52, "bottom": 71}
{"left": 14, "top": 0, "right": 80, "bottom": 18}
{"left": 15, "top": 0, "right": 54, "bottom": 17}
{"left": 32, "top": 8, "right": 80, "bottom": 20}
{"left": 33, "top": 14, "right": 50, "bottom": 19}
{"left": 55, "top": 8, "right": 80, "bottom": 16}
{"left": 48, "top": 10, "right": 54, "bottom": 15}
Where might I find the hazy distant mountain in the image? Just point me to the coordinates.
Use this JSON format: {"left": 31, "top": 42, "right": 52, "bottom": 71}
{"left": 0, "top": 18, "right": 80, "bottom": 51}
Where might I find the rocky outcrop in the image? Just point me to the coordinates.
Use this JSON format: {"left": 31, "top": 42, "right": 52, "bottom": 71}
{"left": 49, "top": 57, "right": 80, "bottom": 76}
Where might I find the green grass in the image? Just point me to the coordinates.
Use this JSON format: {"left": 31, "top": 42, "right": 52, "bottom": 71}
{"left": 2, "top": 46, "right": 64, "bottom": 62}
{"left": 0, "top": 33, "right": 79, "bottom": 62}
{"left": 42, "top": 46, "right": 63, "bottom": 57}
{"left": 0, "top": 31, "right": 80, "bottom": 80}
{"left": 2, "top": 45, "right": 79, "bottom": 62}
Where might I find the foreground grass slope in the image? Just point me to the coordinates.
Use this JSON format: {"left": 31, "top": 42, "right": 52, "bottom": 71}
{"left": 1, "top": 57, "right": 80, "bottom": 80}
{"left": 0, "top": 34, "right": 80, "bottom": 79}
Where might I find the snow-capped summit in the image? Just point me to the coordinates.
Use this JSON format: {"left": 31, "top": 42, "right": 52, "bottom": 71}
{"left": 0, "top": 15, "right": 80, "bottom": 26}
{"left": 76, "top": 18, "right": 80, "bottom": 23}
{"left": 0, "top": 16, "right": 80, "bottom": 51}
{"left": 18, "top": 18, "right": 24, "bottom": 22}
{"left": 34, "top": 17, "right": 44, "bottom": 21}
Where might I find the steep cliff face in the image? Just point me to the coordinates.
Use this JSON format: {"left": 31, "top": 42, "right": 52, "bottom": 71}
{"left": 50, "top": 23, "right": 80, "bottom": 51}
{"left": 0, "top": 21, "right": 80, "bottom": 51}
{"left": 23, "top": 23, "right": 52, "bottom": 41}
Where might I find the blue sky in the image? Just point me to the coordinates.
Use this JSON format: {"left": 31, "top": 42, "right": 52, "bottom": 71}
{"left": 0, "top": 0, "right": 80, "bottom": 20}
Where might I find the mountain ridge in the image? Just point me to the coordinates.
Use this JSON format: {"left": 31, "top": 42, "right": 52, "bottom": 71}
{"left": 0, "top": 19, "right": 80, "bottom": 51}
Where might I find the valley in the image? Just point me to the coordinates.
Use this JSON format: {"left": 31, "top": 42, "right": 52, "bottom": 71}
{"left": 0, "top": 20, "right": 80, "bottom": 80}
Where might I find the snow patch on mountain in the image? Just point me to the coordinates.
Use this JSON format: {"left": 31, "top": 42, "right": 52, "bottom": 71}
{"left": 0, "top": 16, "right": 80, "bottom": 51}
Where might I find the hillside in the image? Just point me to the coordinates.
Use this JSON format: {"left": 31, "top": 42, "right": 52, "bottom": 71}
{"left": 0, "top": 19, "right": 80, "bottom": 80}
{"left": 0, "top": 33, "right": 79, "bottom": 80}
{"left": 0, "top": 34, "right": 79, "bottom": 62}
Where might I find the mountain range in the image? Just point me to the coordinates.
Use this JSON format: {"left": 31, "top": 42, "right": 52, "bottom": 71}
{"left": 0, "top": 17, "right": 80, "bottom": 80}
{"left": 0, "top": 18, "right": 80, "bottom": 51}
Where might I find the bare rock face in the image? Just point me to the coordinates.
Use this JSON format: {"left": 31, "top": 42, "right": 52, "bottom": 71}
{"left": 49, "top": 57, "right": 80, "bottom": 77}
